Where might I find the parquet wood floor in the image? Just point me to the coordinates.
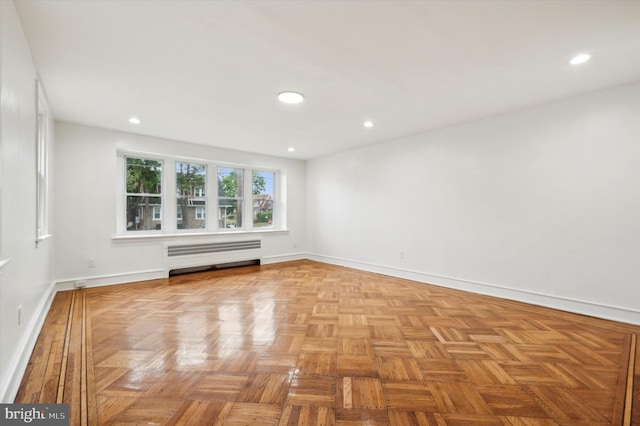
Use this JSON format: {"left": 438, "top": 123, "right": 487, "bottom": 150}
{"left": 15, "top": 260, "right": 640, "bottom": 425}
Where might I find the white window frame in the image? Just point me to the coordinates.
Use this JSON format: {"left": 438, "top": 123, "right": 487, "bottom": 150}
{"left": 195, "top": 206, "right": 206, "bottom": 220}
{"left": 123, "top": 155, "right": 164, "bottom": 233}
{"left": 251, "top": 169, "right": 276, "bottom": 229}
{"left": 175, "top": 161, "right": 208, "bottom": 232}
{"left": 217, "top": 166, "right": 245, "bottom": 231}
{"left": 153, "top": 206, "right": 162, "bottom": 221}
{"left": 116, "top": 151, "right": 286, "bottom": 236}
{"left": 36, "top": 82, "right": 51, "bottom": 245}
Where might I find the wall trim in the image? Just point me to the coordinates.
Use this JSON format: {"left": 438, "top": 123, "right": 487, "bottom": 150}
{"left": 261, "top": 252, "right": 308, "bottom": 265}
{"left": 111, "top": 228, "right": 289, "bottom": 243}
{"left": 3, "top": 253, "right": 638, "bottom": 402}
{"left": 307, "top": 253, "right": 640, "bottom": 326}
{"left": 1, "top": 269, "right": 163, "bottom": 402}
{"left": 55, "top": 269, "right": 166, "bottom": 291}
{"left": 0, "top": 280, "right": 57, "bottom": 403}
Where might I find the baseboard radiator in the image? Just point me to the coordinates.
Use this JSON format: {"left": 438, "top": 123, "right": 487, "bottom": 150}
{"left": 166, "top": 239, "right": 261, "bottom": 276}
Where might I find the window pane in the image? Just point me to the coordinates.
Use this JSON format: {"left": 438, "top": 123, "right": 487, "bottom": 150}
{"left": 218, "top": 167, "right": 243, "bottom": 230}
{"left": 196, "top": 207, "right": 206, "bottom": 220}
{"left": 218, "top": 199, "right": 242, "bottom": 229}
{"left": 252, "top": 171, "right": 274, "bottom": 227}
{"left": 176, "top": 162, "right": 207, "bottom": 229}
{"left": 126, "top": 157, "right": 162, "bottom": 231}
{"left": 218, "top": 167, "right": 243, "bottom": 198}
{"left": 126, "top": 196, "right": 162, "bottom": 230}
{"left": 126, "top": 158, "right": 162, "bottom": 194}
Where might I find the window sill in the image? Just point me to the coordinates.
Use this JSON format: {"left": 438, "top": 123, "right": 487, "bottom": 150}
{"left": 36, "top": 234, "right": 53, "bottom": 248}
{"left": 112, "top": 228, "right": 289, "bottom": 243}
{"left": 36, "top": 234, "right": 53, "bottom": 243}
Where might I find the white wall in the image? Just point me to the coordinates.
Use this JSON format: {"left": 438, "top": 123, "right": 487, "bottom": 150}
{"left": 3, "top": 0, "right": 638, "bottom": 403}
{"left": 307, "top": 82, "right": 640, "bottom": 325}
{"left": 0, "top": 0, "right": 56, "bottom": 402}
{"left": 53, "top": 122, "right": 306, "bottom": 287}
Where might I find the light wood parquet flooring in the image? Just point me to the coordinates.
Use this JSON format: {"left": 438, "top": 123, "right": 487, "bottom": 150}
{"left": 16, "top": 260, "right": 640, "bottom": 425}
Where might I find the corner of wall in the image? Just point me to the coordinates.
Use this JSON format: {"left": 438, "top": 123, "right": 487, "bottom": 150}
{"left": 0, "top": 280, "right": 57, "bottom": 403}
{"left": 307, "top": 253, "right": 640, "bottom": 327}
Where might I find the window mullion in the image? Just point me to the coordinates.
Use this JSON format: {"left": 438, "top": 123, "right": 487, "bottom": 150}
{"left": 208, "top": 164, "right": 217, "bottom": 231}
{"left": 244, "top": 168, "right": 253, "bottom": 230}
{"left": 165, "top": 159, "right": 177, "bottom": 233}
{"left": 276, "top": 171, "right": 285, "bottom": 229}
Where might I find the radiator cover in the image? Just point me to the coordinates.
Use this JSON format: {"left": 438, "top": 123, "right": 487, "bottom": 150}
{"left": 165, "top": 239, "right": 262, "bottom": 275}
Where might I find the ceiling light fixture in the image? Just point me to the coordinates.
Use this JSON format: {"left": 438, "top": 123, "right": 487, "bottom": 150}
{"left": 288, "top": 147, "right": 295, "bottom": 152}
{"left": 278, "top": 91, "right": 304, "bottom": 104}
{"left": 363, "top": 121, "right": 374, "bottom": 128}
{"left": 128, "top": 117, "right": 141, "bottom": 124}
{"left": 569, "top": 53, "right": 591, "bottom": 65}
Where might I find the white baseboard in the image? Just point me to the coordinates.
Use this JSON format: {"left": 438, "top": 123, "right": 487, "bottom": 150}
{"left": 261, "top": 252, "right": 308, "bottom": 265}
{"left": 4, "top": 253, "right": 636, "bottom": 403}
{"left": 307, "top": 253, "right": 640, "bottom": 326}
{"left": 1, "top": 269, "right": 165, "bottom": 402}
{"left": 0, "top": 280, "right": 57, "bottom": 403}
{"left": 55, "top": 269, "right": 166, "bottom": 291}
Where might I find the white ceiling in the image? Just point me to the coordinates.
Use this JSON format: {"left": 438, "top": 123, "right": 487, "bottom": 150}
{"left": 14, "top": 0, "right": 640, "bottom": 160}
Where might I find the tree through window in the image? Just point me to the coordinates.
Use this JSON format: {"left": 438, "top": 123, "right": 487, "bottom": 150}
{"left": 126, "top": 157, "right": 162, "bottom": 231}
{"left": 218, "top": 167, "right": 243, "bottom": 229}
{"left": 252, "top": 171, "right": 273, "bottom": 227}
{"left": 176, "top": 162, "right": 206, "bottom": 229}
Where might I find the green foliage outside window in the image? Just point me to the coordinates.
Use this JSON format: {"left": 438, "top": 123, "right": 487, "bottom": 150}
{"left": 176, "top": 162, "right": 206, "bottom": 229}
{"left": 126, "top": 158, "right": 162, "bottom": 194}
{"left": 219, "top": 169, "right": 266, "bottom": 197}
{"left": 126, "top": 157, "right": 162, "bottom": 231}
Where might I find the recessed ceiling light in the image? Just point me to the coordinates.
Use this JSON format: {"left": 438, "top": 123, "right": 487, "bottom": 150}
{"left": 288, "top": 147, "right": 295, "bottom": 152}
{"left": 128, "top": 117, "right": 141, "bottom": 124}
{"left": 278, "top": 91, "right": 304, "bottom": 104}
{"left": 363, "top": 121, "right": 374, "bottom": 128}
{"left": 569, "top": 53, "right": 591, "bottom": 65}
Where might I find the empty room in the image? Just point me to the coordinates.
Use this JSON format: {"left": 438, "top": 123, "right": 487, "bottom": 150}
{"left": 1, "top": 0, "right": 639, "bottom": 424}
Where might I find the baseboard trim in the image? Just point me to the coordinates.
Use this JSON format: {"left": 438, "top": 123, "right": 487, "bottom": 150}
{"left": 55, "top": 269, "right": 166, "bottom": 291}
{"left": 261, "top": 252, "right": 308, "bottom": 265}
{"left": 55, "top": 257, "right": 310, "bottom": 289}
{"left": 307, "top": 253, "right": 640, "bottom": 326}
{"left": 0, "top": 280, "right": 57, "bottom": 403}
{"left": 2, "top": 254, "right": 637, "bottom": 402}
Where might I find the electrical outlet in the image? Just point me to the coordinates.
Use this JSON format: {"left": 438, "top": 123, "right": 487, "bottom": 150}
{"left": 75, "top": 280, "right": 86, "bottom": 288}
{"left": 399, "top": 251, "right": 405, "bottom": 260}
{"left": 18, "top": 306, "right": 22, "bottom": 325}
{"left": 88, "top": 258, "right": 96, "bottom": 268}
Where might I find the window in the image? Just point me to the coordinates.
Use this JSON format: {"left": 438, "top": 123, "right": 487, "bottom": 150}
{"left": 196, "top": 207, "right": 206, "bottom": 220}
{"left": 252, "top": 170, "right": 274, "bottom": 228}
{"left": 218, "top": 167, "right": 243, "bottom": 230}
{"left": 176, "top": 161, "right": 206, "bottom": 229}
{"left": 120, "top": 153, "right": 282, "bottom": 234}
{"left": 36, "top": 85, "right": 50, "bottom": 241}
{"left": 125, "top": 157, "right": 163, "bottom": 231}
